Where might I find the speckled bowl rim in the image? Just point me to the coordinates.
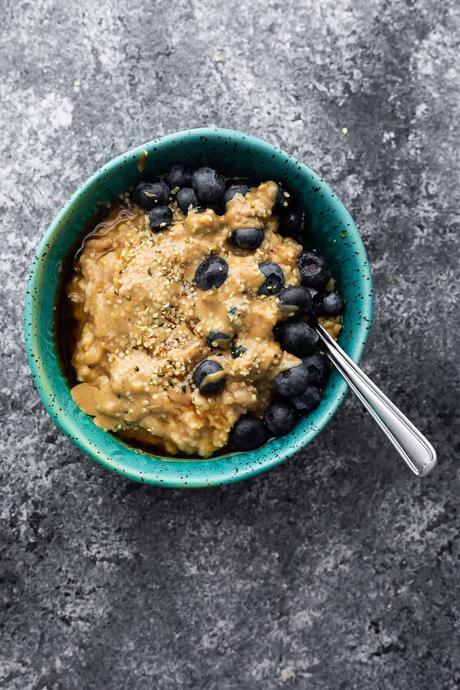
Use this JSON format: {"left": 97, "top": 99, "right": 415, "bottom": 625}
{"left": 24, "top": 128, "right": 373, "bottom": 488}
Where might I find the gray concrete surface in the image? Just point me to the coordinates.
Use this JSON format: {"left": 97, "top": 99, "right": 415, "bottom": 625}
{"left": 1, "top": 0, "right": 460, "bottom": 688}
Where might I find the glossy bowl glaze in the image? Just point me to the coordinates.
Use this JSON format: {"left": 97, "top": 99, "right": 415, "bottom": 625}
{"left": 24, "top": 128, "right": 373, "bottom": 487}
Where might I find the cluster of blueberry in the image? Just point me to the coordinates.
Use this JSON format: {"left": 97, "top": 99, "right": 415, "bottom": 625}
{"left": 192, "top": 255, "right": 342, "bottom": 452}
{"left": 132, "top": 164, "right": 345, "bottom": 453}
{"left": 133, "top": 164, "right": 231, "bottom": 230}
{"left": 132, "top": 163, "right": 306, "bottom": 234}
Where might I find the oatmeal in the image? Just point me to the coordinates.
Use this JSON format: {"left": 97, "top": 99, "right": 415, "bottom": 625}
{"left": 66, "top": 166, "right": 343, "bottom": 457}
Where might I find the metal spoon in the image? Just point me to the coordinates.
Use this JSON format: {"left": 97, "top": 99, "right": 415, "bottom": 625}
{"left": 316, "top": 324, "right": 437, "bottom": 477}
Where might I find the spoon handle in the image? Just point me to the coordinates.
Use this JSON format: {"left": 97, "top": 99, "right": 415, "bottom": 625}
{"left": 316, "top": 325, "right": 437, "bottom": 477}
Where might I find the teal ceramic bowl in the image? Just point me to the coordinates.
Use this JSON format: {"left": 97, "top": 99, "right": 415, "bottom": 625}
{"left": 24, "top": 128, "right": 373, "bottom": 488}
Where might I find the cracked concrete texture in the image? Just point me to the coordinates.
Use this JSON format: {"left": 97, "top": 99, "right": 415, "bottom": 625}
{"left": 1, "top": 0, "right": 460, "bottom": 688}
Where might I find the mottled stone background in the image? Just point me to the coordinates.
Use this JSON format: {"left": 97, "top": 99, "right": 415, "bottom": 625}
{"left": 1, "top": 0, "right": 460, "bottom": 688}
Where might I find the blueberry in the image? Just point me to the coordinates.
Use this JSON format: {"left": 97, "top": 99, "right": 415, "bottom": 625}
{"left": 191, "top": 167, "right": 225, "bottom": 204}
{"left": 166, "top": 164, "right": 192, "bottom": 189}
{"left": 264, "top": 399, "right": 297, "bottom": 436}
{"left": 258, "top": 261, "right": 284, "bottom": 296}
{"left": 231, "top": 414, "right": 267, "bottom": 451}
{"left": 194, "top": 256, "right": 228, "bottom": 290}
{"left": 148, "top": 206, "right": 173, "bottom": 231}
{"left": 306, "top": 287, "right": 324, "bottom": 313}
{"left": 272, "top": 322, "right": 283, "bottom": 341}
{"left": 206, "top": 331, "right": 233, "bottom": 349}
{"left": 231, "top": 343, "right": 246, "bottom": 359}
{"left": 320, "top": 291, "right": 345, "bottom": 316}
{"left": 133, "top": 181, "right": 170, "bottom": 210}
{"left": 177, "top": 187, "right": 198, "bottom": 213}
{"left": 271, "top": 365, "right": 309, "bottom": 397}
{"left": 291, "top": 386, "right": 322, "bottom": 412}
{"left": 278, "top": 320, "right": 319, "bottom": 357}
{"left": 302, "top": 353, "right": 330, "bottom": 387}
{"left": 223, "top": 184, "right": 249, "bottom": 205}
{"left": 273, "top": 182, "right": 292, "bottom": 213}
{"left": 279, "top": 207, "right": 308, "bottom": 238}
{"left": 278, "top": 285, "right": 313, "bottom": 317}
{"left": 192, "top": 359, "right": 226, "bottom": 395}
{"left": 298, "top": 252, "right": 331, "bottom": 289}
{"left": 230, "top": 227, "right": 264, "bottom": 251}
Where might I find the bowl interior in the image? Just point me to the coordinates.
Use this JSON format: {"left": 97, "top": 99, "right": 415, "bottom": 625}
{"left": 24, "top": 128, "right": 373, "bottom": 487}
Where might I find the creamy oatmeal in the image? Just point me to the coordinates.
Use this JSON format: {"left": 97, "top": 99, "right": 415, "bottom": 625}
{"left": 66, "top": 168, "right": 343, "bottom": 457}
